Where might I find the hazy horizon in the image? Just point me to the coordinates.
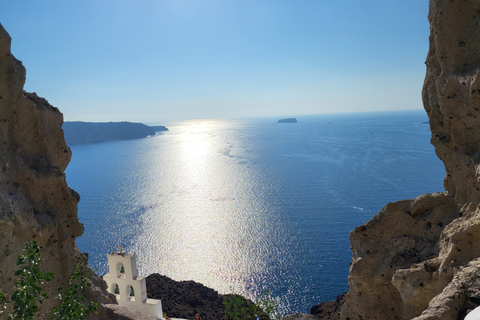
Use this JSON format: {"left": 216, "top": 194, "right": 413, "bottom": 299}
{"left": 1, "top": 0, "right": 429, "bottom": 123}
{"left": 62, "top": 108, "right": 427, "bottom": 127}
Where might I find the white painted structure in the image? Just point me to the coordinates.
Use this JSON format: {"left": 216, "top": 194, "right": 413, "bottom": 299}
{"left": 103, "top": 247, "right": 164, "bottom": 319}
{"left": 466, "top": 306, "right": 480, "bottom": 320}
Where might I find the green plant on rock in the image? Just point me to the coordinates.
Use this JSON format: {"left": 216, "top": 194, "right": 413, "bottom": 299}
{"left": 0, "top": 241, "right": 98, "bottom": 320}
{"left": 253, "top": 290, "right": 281, "bottom": 320}
{"left": 49, "top": 256, "right": 98, "bottom": 320}
{"left": 0, "top": 290, "right": 8, "bottom": 318}
{"left": 223, "top": 289, "right": 281, "bottom": 320}
{"left": 224, "top": 294, "right": 254, "bottom": 320}
{"left": 9, "top": 240, "right": 54, "bottom": 320}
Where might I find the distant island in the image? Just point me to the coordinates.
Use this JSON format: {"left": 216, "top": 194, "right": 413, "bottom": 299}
{"left": 277, "top": 118, "right": 298, "bottom": 123}
{"left": 150, "top": 125, "right": 169, "bottom": 131}
{"left": 62, "top": 121, "right": 168, "bottom": 145}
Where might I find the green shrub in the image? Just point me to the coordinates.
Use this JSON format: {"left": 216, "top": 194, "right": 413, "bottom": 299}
{"left": 49, "top": 256, "right": 98, "bottom": 320}
{"left": 223, "top": 289, "right": 280, "bottom": 320}
{"left": 0, "top": 291, "right": 8, "bottom": 318}
{"left": 223, "top": 294, "right": 254, "bottom": 320}
{"left": 0, "top": 241, "right": 97, "bottom": 320}
{"left": 253, "top": 290, "right": 281, "bottom": 320}
{"left": 9, "top": 241, "right": 54, "bottom": 320}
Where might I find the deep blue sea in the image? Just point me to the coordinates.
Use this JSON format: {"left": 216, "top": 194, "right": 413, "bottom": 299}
{"left": 65, "top": 110, "right": 445, "bottom": 315}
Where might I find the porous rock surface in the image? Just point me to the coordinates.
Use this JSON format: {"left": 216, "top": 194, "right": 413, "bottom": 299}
{"left": 341, "top": 1, "right": 480, "bottom": 319}
{"left": 0, "top": 23, "right": 115, "bottom": 318}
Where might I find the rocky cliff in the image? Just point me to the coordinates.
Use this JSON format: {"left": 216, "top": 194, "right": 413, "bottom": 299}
{"left": 341, "top": 1, "right": 480, "bottom": 319}
{"left": 0, "top": 23, "right": 114, "bottom": 317}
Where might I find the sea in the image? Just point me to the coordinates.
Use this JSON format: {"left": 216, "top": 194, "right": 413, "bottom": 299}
{"left": 65, "top": 110, "right": 446, "bottom": 315}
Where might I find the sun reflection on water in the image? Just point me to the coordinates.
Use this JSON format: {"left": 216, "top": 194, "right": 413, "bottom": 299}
{"left": 127, "top": 119, "right": 291, "bottom": 302}
{"left": 69, "top": 111, "right": 448, "bottom": 314}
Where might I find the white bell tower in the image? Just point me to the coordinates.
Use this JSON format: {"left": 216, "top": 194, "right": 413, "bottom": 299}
{"left": 103, "top": 246, "right": 163, "bottom": 319}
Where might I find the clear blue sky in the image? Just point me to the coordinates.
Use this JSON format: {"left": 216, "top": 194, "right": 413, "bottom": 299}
{"left": 1, "top": 0, "right": 429, "bottom": 123}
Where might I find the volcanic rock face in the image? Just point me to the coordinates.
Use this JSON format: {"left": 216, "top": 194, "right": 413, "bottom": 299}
{"left": 145, "top": 273, "right": 271, "bottom": 320}
{"left": 0, "top": 23, "right": 113, "bottom": 316}
{"left": 310, "top": 293, "right": 346, "bottom": 320}
{"left": 146, "top": 273, "right": 226, "bottom": 320}
{"left": 341, "top": 1, "right": 480, "bottom": 319}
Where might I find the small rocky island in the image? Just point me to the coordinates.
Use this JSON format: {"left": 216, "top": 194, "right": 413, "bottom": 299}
{"left": 277, "top": 118, "right": 297, "bottom": 123}
{"left": 62, "top": 121, "right": 168, "bottom": 145}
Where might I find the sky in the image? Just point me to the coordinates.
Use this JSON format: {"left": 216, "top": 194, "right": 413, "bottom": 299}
{"left": 0, "top": 0, "right": 430, "bottom": 123}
